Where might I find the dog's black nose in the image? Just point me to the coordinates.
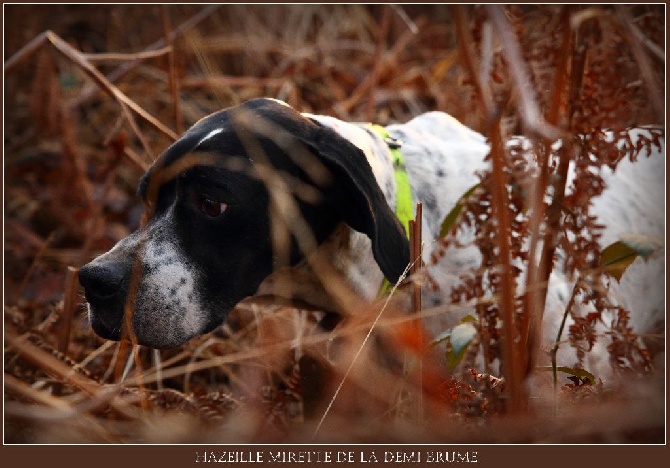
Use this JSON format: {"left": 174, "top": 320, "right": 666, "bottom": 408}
{"left": 79, "top": 262, "right": 126, "bottom": 300}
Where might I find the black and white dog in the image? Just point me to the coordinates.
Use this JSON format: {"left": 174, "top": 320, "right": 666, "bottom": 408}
{"left": 79, "top": 98, "right": 664, "bottom": 374}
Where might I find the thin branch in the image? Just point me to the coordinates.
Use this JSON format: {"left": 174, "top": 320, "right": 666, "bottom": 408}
{"left": 453, "top": 5, "right": 527, "bottom": 412}
{"left": 390, "top": 4, "right": 419, "bottom": 35}
{"left": 614, "top": 5, "right": 664, "bottom": 123}
{"left": 69, "top": 4, "right": 221, "bottom": 110}
{"left": 452, "top": 5, "right": 495, "bottom": 120}
{"left": 48, "top": 32, "right": 177, "bottom": 140}
{"left": 162, "top": 5, "right": 183, "bottom": 135}
{"left": 523, "top": 6, "right": 574, "bottom": 375}
{"left": 181, "top": 76, "right": 286, "bottom": 89}
{"left": 7, "top": 333, "right": 101, "bottom": 396}
{"left": 4, "top": 30, "right": 49, "bottom": 72}
{"left": 410, "top": 203, "right": 424, "bottom": 314}
{"left": 489, "top": 121, "right": 527, "bottom": 414}
{"left": 487, "top": 6, "right": 563, "bottom": 141}
{"left": 5, "top": 29, "right": 179, "bottom": 154}
{"left": 625, "top": 17, "right": 665, "bottom": 62}
{"left": 80, "top": 47, "right": 173, "bottom": 62}
{"left": 534, "top": 15, "right": 593, "bottom": 376}
{"left": 409, "top": 202, "right": 424, "bottom": 420}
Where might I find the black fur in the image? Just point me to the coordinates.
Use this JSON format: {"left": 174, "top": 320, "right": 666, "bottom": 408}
{"left": 79, "top": 98, "right": 409, "bottom": 347}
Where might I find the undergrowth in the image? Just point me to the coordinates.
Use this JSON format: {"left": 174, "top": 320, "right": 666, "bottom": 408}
{"left": 3, "top": 4, "right": 665, "bottom": 443}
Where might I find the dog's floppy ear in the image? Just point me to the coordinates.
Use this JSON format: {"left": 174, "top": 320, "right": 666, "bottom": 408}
{"left": 299, "top": 127, "right": 410, "bottom": 284}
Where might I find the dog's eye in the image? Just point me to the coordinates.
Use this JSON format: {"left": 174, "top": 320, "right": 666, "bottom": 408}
{"left": 193, "top": 194, "right": 228, "bottom": 218}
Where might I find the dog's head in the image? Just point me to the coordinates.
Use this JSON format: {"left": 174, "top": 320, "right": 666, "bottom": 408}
{"left": 79, "top": 98, "right": 410, "bottom": 348}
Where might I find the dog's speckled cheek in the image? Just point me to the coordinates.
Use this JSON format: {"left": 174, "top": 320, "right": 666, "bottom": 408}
{"left": 133, "top": 208, "right": 210, "bottom": 347}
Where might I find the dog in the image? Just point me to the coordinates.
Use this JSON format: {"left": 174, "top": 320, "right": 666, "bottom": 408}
{"left": 79, "top": 98, "right": 664, "bottom": 377}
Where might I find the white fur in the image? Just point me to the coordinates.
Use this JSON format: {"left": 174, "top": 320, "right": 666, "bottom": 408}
{"left": 305, "top": 111, "right": 664, "bottom": 379}
{"left": 197, "top": 128, "right": 224, "bottom": 147}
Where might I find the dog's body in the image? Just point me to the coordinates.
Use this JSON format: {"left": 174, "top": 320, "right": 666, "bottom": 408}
{"left": 256, "top": 109, "right": 491, "bottom": 308}
{"left": 80, "top": 98, "right": 664, "bottom": 375}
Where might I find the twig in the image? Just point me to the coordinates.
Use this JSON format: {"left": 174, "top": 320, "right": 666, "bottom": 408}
{"left": 5, "top": 31, "right": 178, "bottom": 146}
{"left": 52, "top": 31, "right": 178, "bottom": 142}
{"left": 113, "top": 340, "right": 135, "bottom": 383}
{"left": 454, "top": 4, "right": 527, "bottom": 413}
{"left": 335, "top": 5, "right": 421, "bottom": 118}
{"left": 181, "top": 76, "right": 286, "bottom": 88}
{"left": 523, "top": 6, "right": 574, "bottom": 375}
{"left": 57, "top": 266, "right": 79, "bottom": 354}
{"left": 390, "top": 4, "right": 419, "bottom": 35}
{"left": 162, "top": 5, "right": 183, "bottom": 135}
{"left": 68, "top": 4, "right": 221, "bottom": 110}
{"left": 479, "top": 21, "right": 494, "bottom": 96}
{"left": 486, "top": 5, "right": 562, "bottom": 141}
{"left": 614, "top": 5, "right": 664, "bottom": 122}
{"left": 624, "top": 15, "right": 665, "bottom": 62}
{"left": 310, "top": 205, "right": 427, "bottom": 436}
{"left": 80, "top": 47, "right": 173, "bottom": 62}
{"left": 6, "top": 337, "right": 140, "bottom": 430}
{"left": 5, "top": 373, "right": 73, "bottom": 411}
{"left": 4, "top": 30, "right": 49, "bottom": 72}
{"left": 7, "top": 333, "right": 100, "bottom": 396}
{"left": 75, "top": 341, "right": 116, "bottom": 372}
{"left": 533, "top": 14, "right": 592, "bottom": 384}
{"left": 551, "top": 277, "right": 579, "bottom": 391}
{"left": 152, "top": 349, "right": 164, "bottom": 390}
{"left": 452, "top": 5, "right": 495, "bottom": 121}
{"left": 410, "top": 203, "right": 423, "bottom": 314}
{"left": 409, "top": 202, "right": 423, "bottom": 419}
{"left": 489, "top": 121, "right": 527, "bottom": 414}
{"left": 124, "top": 146, "right": 151, "bottom": 172}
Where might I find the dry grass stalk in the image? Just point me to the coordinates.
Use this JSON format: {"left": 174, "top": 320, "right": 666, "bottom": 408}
{"left": 69, "top": 4, "right": 222, "bottom": 110}
{"left": 408, "top": 202, "right": 424, "bottom": 419}
{"left": 613, "top": 5, "right": 664, "bottom": 122}
{"left": 57, "top": 266, "right": 79, "bottom": 354}
{"left": 486, "top": 5, "right": 561, "bottom": 140}
{"left": 522, "top": 6, "right": 574, "bottom": 374}
{"left": 161, "top": 6, "right": 184, "bottom": 136}
{"left": 453, "top": 4, "right": 528, "bottom": 413}
{"left": 5, "top": 30, "right": 178, "bottom": 148}
{"left": 4, "top": 5, "right": 664, "bottom": 443}
{"left": 80, "top": 47, "right": 173, "bottom": 63}
{"left": 8, "top": 332, "right": 103, "bottom": 398}
{"left": 489, "top": 121, "right": 527, "bottom": 413}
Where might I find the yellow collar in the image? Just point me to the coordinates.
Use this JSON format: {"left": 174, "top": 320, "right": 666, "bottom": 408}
{"left": 368, "top": 124, "right": 413, "bottom": 294}
{"left": 368, "top": 124, "right": 414, "bottom": 237}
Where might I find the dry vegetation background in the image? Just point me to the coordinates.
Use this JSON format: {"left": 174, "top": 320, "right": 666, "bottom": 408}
{"left": 3, "top": 4, "right": 666, "bottom": 444}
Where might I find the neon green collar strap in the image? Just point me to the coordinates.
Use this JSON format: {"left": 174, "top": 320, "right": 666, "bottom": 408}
{"left": 369, "top": 124, "right": 414, "bottom": 294}
{"left": 368, "top": 124, "right": 414, "bottom": 237}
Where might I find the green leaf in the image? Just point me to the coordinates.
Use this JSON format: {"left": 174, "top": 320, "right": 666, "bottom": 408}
{"left": 460, "top": 314, "right": 478, "bottom": 324}
{"left": 431, "top": 315, "right": 478, "bottom": 346}
{"left": 445, "top": 322, "right": 477, "bottom": 370}
{"left": 439, "top": 183, "right": 480, "bottom": 238}
{"left": 601, "top": 242, "right": 638, "bottom": 281}
{"left": 600, "top": 234, "right": 663, "bottom": 281}
{"left": 538, "top": 366, "right": 597, "bottom": 384}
